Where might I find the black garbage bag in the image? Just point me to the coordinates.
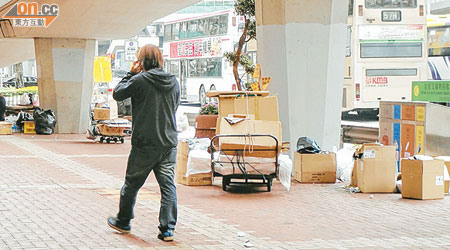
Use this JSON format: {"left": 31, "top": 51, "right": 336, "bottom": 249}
{"left": 296, "top": 137, "right": 321, "bottom": 154}
{"left": 33, "top": 109, "right": 56, "bottom": 135}
{"left": 16, "top": 112, "right": 34, "bottom": 131}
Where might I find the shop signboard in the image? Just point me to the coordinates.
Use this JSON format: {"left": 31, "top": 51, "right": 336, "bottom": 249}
{"left": 412, "top": 81, "right": 450, "bottom": 103}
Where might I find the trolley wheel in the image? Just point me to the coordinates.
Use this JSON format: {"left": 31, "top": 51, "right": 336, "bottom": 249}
{"left": 100, "top": 137, "right": 104, "bottom": 143}
{"left": 120, "top": 138, "right": 125, "bottom": 144}
{"left": 113, "top": 137, "right": 118, "bottom": 143}
{"left": 267, "top": 178, "right": 272, "bottom": 192}
{"left": 106, "top": 138, "right": 111, "bottom": 144}
{"left": 222, "top": 177, "right": 229, "bottom": 191}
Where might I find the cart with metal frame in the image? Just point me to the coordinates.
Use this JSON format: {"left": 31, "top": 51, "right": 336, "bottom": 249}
{"left": 210, "top": 134, "right": 279, "bottom": 192}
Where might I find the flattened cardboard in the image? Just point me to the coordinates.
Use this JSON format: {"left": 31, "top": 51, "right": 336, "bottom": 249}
{"left": 401, "top": 159, "right": 444, "bottom": 200}
{"left": 294, "top": 153, "right": 336, "bottom": 183}
{"left": 234, "top": 96, "right": 279, "bottom": 121}
{"left": 353, "top": 144, "right": 396, "bottom": 193}
{"left": 216, "top": 95, "right": 279, "bottom": 134}
{"left": 219, "top": 118, "right": 282, "bottom": 158}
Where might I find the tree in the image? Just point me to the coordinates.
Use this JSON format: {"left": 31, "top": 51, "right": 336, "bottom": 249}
{"left": 224, "top": 0, "right": 256, "bottom": 91}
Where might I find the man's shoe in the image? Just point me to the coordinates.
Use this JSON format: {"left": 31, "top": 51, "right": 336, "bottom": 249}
{"left": 107, "top": 217, "right": 130, "bottom": 234}
{"left": 157, "top": 231, "right": 174, "bottom": 242}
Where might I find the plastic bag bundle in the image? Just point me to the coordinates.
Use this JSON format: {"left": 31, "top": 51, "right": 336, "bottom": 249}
{"left": 296, "top": 137, "right": 321, "bottom": 154}
{"left": 33, "top": 108, "right": 56, "bottom": 135}
{"left": 278, "top": 154, "right": 292, "bottom": 191}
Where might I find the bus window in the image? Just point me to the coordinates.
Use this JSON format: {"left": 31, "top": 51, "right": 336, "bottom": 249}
{"left": 172, "top": 23, "right": 180, "bottom": 41}
{"left": 346, "top": 26, "right": 352, "bottom": 57}
{"left": 428, "top": 26, "right": 450, "bottom": 56}
{"left": 365, "top": 0, "right": 417, "bottom": 8}
{"left": 198, "top": 18, "right": 208, "bottom": 37}
{"left": 179, "top": 22, "right": 188, "bottom": 39}
{"left": 209, "top": 16, "right": 220, "bottom": 35}
{"left": 219, "top": 14, "right": 228, "bottom": 34}
{"left": 164, "top": 24, "right": 172, "bottom": 41}
{"left": 188, "top": 19, "right": 199, "bottom": 38}
{"left": 168, "top": 60, "right": 180, "bottom": 77}
{"left": 366, "top": 68, "right": 417, "bottom": 76}
{"left": 188, "top": 58, "right": 222, "bottom": 77}
{"left": 361, "top": 42, "right": 422, "bottom": 58}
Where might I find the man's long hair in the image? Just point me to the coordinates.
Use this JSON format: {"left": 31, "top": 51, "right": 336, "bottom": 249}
{"left": 137, "top": 44, "right": 163, "bottom": 71}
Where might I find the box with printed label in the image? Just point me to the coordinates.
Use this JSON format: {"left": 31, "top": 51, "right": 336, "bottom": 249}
{"left": 401, "top": 104, "right": 415, "bottom": 121}
{"left": 401, "top": 159, "right": 445, "bottom": 200}
{"left": 293, "top": 152, "right": 336, "bottom": 183}
{"left": 351, "top": 144, "right": 396, "bottom": 193}
{"left": 93, "top": 101, "right": 118, "bottom": 121}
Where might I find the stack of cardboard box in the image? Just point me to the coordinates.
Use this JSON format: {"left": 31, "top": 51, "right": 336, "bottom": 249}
{"left": 379, "top": 101, "right": 450, "bottom": 167}
{"left": 207, "top": 91, "right": 282, "bottom": 158}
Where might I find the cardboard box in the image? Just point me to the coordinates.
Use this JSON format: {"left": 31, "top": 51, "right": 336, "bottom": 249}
{"left": 293, "top": 152, "right": 336, "bottom": 183}
{"left": 219, "top": 118, "right": 282, "bottom": 158}
{"left": 216, "top": 95, "right": 279, "bottom": 133}
{"left": 23, "top": 121, "right": 35, "bottom": 134}
{"left": 234, "top": 96, "right": 279, "bottom": 121}
{"left": 94, "top": 101, "right": 118, "bottom": 121}
{"left": 379, "top": 118, "right": 393, "bottom": 146}
{"left": 175, "top": 141, "right": 212, "bottom": 186}
{"left": 401, "top": 121, "right": 415, "bottom": 159}
{"left": 379, "top": 102, "right": 393, "bottom": 119}
{"left": 0, "top": 122, "right": 12, "bottom": 135}
{"left": 402, "top": 104, "right": 416, "bottom": 121}
{"left": 352, "top": 144, "right": 396, "bottom": 193}
{"left": 401, "top": 159, "right": 445, "bottom": 200}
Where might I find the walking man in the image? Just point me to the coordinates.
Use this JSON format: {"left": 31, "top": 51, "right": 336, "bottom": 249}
{"left": 107, "top": 44, "right": 180, "bottom": 242}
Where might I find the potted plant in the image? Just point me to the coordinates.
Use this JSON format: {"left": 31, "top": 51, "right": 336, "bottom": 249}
{"left": 195, "top": 103, "right": 219, "bottom": 139}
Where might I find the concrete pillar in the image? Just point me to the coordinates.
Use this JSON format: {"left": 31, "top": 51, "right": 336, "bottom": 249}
{"left": 255, "top": 0, "right": 347, "bottom": 151}
{"left": 34, "top": 38, "right": 95, "bottom": 133}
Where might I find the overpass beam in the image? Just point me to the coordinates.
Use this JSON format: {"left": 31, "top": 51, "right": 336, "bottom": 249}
{"left": 34, "top": 38, "right": 95, "bottom": 133}
{"left": 255, "top": 0, "right": 347, "bottom": 151}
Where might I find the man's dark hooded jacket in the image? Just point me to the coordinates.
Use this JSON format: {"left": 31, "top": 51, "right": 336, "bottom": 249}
{"left": 113, "top": 69, "right": 180, "bottom": 148}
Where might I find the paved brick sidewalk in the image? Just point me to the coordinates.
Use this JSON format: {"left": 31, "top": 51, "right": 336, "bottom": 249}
{"left": 1, "top": 134, "right": 450, "bottom": 249}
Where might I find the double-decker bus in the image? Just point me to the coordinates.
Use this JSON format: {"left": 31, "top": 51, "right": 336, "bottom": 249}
{"left": 343, "top": 0, "right": 428, "bottom": 117}
{"left": 427, "top": 14, "right": 450, "bottom": 80}
{"left": 161, "top": 9, "right": 245, "bottom": 105}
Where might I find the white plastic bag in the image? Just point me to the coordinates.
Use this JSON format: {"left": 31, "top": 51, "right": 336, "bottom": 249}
{"left": 176, "top": 110, "right": 189, "bottom": 133}
{"left": 278, "top": 154, "right": 292, "bottom": 191}
{"left": 336, "top": 147, "right": 356, "bottom": 183}
{"left": 20, "top": 93, "right": 31, "bottom": 105}
{"left": 185, "top": 149, "right": 212, "bottom": 177}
